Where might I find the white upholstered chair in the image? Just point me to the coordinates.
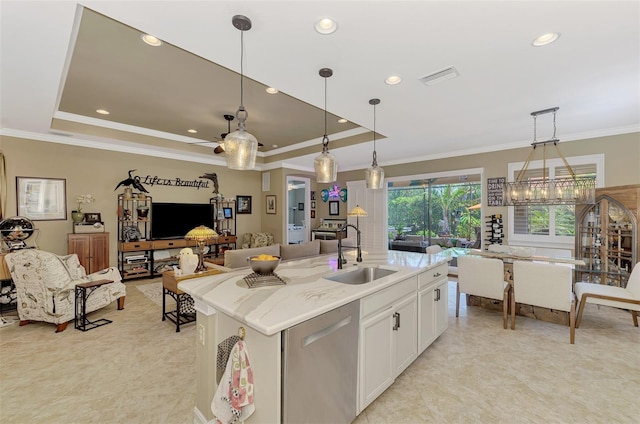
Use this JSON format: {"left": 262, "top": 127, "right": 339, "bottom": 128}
{"left": 575, "top": 262, "right": 640, "bottom": 328}
{"left": 426, "top": 245, "right": 443, "bottom": 254}
{"left": 5, "top": 249, "right": 125, "bottom": 332}
{"left": 511, "top": 261, "right": 576, "bottom": 344}
{"left": 457, "top": 256, "right": 511, "bottom": 329}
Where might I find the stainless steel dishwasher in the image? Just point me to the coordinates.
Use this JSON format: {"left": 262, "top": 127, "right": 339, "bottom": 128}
{"left": 282, "top": 300, "right": 360, "bottom": 424}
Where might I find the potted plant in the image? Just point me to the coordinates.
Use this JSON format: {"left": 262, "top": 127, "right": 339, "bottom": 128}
{"left": 72, "top": 194, "right": 95, "bottom": 223}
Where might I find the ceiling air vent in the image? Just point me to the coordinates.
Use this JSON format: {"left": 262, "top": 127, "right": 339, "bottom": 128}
{"left": 419, "top": 66, "right": 459, "bottom": 86}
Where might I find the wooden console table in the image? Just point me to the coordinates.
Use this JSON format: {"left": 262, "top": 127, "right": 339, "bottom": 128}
{"left": 162, "top": 269, "right": 223, "bottom": 332}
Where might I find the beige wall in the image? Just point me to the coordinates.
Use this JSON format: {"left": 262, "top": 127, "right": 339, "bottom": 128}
{"left": 1, "top": 136, "right": 262, "bottom": 266}
{"left": 340, "top": 132, "right": 640, "bottom": 242}
{"left": 1, "top": 132, "right": 638, "bottom": 264}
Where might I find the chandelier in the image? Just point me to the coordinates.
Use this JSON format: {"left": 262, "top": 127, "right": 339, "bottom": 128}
{"left": 503, "top": 107, "right": 595, "bottom": 206}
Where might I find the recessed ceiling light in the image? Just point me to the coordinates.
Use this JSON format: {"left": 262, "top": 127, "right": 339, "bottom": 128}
{"left": 532, "top": 32, "right": 560, "bottom": 47}
{"left": 96, "top": 109, "right": 110, "bottom": 115}
{"left": 338, "top": 118, "right": 348, "bottom": 124}
{"left": 272, "top": 144, "right": 278, "bottom": 148}
{"left": 266, "top": 87, "right": 278, "bottom": 94}
{"left": 385, "top": 75, "right": 402, "bottom": 85}
{"left": 141, "top": 34, "right": 162, "bottom": 46}
{"left": 188, "top": 129, "right": 198, "bottom": 134}
{"left": 315, "top": 18, "right": 338, "bottom": 35}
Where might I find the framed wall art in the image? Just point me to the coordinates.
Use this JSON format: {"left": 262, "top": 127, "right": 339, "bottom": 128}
{"left": 84, "top": 212, "right": 102, "bottom": 223}
{"left": 16, "top": 177, "right": 67, "bottom": 221}
{"left": 236, "top": 195, "right": 252, "bottom": 214}
{"left": 329, "top": 200, "right": 339, "bottom": 216}
{"left": 266, "top": 195, "right": 276, "bottom": 214}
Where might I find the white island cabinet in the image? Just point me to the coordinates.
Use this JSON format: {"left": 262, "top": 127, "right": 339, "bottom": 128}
{"left": 179, "top": 250, "right": 450, "bottom": 424}
{"left": 358, "top": 276, "right": 418, "bottom": 412}
{"left": 418, "top": 264, "right": 449, "bottom": 353}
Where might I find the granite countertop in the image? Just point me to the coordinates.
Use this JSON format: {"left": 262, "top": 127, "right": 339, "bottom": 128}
{"left": 179, "top": 250, "right": 450, "bottom": 336}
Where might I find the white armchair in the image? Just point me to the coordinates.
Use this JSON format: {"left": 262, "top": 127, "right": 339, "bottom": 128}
{"left": 511, "top": 261, "right": 576, "bottom": 344}
{"left": 5, "top": 249, "right": 126, "bottom": 332}
{"left": 575, "top": 261, "right": 640, "bottom": 328}
{"left": 457, "top": 256, "right": 511, "bottom": 329}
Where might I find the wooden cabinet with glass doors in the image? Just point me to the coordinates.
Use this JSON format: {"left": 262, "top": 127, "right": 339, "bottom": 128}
{"left": 575, "top": 185, "right": 639, "bottom": 288}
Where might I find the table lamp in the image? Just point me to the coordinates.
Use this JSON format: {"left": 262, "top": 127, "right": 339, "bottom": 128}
{"left": 347, "top": 205, "right": 368, "bottom": 230}
{"left": 185, "top": 225, "right": 218, "bottom": 272}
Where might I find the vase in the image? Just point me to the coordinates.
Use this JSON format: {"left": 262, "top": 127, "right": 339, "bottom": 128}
{"left": 71, "top": 211, "right": 84, "bottom": 223}
{"left": 137, "top": 207, "right": 149, "bottom": 219}
{"left": 124, "top": 187, "right": 133, "bottom": 200}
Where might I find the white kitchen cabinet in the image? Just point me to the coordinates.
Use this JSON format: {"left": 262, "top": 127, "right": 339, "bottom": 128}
{"left": 359, "top": 305, "right": 394, "bottom": 411}
{"left": 358, "top": 277, "right": 417, "bottom": 413}
{"left": 418, "top": 264, "right": 449, "bottom": 354}
{"left": 393, "top": 293, "right": 418, "bottom": 376}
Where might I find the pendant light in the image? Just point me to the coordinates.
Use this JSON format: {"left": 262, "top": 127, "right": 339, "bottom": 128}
{"left": 224, "top": 15, "right": 258, "bottom": 170}
{"left": 365, "top": 98, "right": 384, "bottom": 189}
{"left": 314, "top": 68, "right": 337, "bottom": 183}
{"left": 503, "top": 107, "right": 595, "bottom": 206}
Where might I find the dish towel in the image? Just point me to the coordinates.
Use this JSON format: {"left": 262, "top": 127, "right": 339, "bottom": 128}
{"left": 211, "top": 339, "right": 255, "bottom": 424}
{"left": 216, "top": 335, "right": 241, "bottom": 384}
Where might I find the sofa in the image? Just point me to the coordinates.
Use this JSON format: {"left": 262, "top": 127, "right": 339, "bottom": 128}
{"left": 222, "top": 239, "right": 341, "bottom": 269}
{"left": 5, "top": 249, "right": 126, "bottom": 332}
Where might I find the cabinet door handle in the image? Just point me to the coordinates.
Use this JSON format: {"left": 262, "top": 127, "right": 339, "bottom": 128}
{"left": 393, "top": 312, "right": 400, "bottom": 331}
{"left": 434, "top": 288, "right": 441, "bottom": 301}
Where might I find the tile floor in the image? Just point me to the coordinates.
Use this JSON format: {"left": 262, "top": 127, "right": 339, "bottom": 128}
{"left": 1, "top": 279, "right": 638, "bottom": 423}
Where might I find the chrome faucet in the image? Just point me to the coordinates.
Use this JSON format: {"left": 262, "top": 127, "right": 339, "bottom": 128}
{"left": 337, "top": 224, "right": 362, "bottom": 269}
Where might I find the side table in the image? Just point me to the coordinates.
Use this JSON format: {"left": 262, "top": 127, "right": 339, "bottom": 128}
{"left": 162, "top": 269, "right": 222, "bottom": 332}
{"left": 75, "top": 279, "right": 114, "bottom": 331}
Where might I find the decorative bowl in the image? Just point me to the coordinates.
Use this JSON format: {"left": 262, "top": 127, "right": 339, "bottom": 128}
{"left": 247, "top": 255, "right": 281, "bottom": 274}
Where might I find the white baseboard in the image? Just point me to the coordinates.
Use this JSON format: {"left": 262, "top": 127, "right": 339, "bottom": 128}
{"left": 193, "top": 406, "right": 208, "bottom": 424}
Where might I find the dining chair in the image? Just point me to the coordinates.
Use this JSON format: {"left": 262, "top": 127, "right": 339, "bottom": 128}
{"left": 511, "top": 261, "right": 576, "bottom": 344}
{"left": 457, "top": 256, "right": 511, "bottom": 328}
{"left": 575, "top": 262, "right": 640, "bottom": 328}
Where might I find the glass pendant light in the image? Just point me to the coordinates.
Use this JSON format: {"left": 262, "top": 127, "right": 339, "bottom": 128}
{"left": 314, "top": 68, "right": 337, "bottom": 183}
{"left": 365, "top": 98, "right": 384, "bottom": 189}
{"left": 224, "top": 15, "right": 258, "bottom": 170}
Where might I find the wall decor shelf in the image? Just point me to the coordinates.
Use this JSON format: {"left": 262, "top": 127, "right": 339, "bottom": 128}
{"left": 575, "top": 185, "right": 639, "bottom": 288}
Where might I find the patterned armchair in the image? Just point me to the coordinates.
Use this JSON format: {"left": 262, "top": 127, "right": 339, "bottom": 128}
{"left": 239, "top": 232, "right": 275, "bottom": 249}
{"left": 5, "top": 249, "right": 126, "bottom": 332}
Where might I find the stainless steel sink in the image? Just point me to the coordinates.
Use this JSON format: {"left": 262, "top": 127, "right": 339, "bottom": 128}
{"left": 326, "top": 267, "right": 398, "bottom": 285}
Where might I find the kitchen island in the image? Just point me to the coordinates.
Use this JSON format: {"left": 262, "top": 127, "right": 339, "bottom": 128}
{"left": 179, "top": 250, "right": 450, "bottom": 423}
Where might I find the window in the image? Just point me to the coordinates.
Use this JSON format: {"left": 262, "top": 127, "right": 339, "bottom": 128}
{"left": 508, "top": 154, "right": 604, "bottom": 245}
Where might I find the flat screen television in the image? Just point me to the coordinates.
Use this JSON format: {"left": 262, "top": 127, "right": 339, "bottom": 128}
{"left": 151, "top": 202, "right": 214, "bottom": 240}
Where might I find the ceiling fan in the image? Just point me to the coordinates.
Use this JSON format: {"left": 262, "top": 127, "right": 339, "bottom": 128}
{"left": 188, "top": 114, "right": 263, "bottom": 154}
{"left": 214, "top": 114, "right": 235, "bottom": 154}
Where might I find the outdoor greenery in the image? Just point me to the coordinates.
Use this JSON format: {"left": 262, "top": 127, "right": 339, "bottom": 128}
{"left": 517, "top": 204, "right": 575, "bottom": 236}
{"left": 388, "top": 182, "right": 482, "bottom": 240}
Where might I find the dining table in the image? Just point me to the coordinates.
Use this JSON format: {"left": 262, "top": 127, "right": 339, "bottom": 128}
{"left": 443, "top": 247, "right": 585, "bottom": 325}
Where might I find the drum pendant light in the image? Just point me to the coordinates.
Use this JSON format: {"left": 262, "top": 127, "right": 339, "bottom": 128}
{"left": 365, "top": 98, "right": 384, "bottom": 189}
{"left": 224, "top": 15, "right": 258, "bottom": 170}
{"left": 314, "top": 68, "right": 337, "bottom": 183}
